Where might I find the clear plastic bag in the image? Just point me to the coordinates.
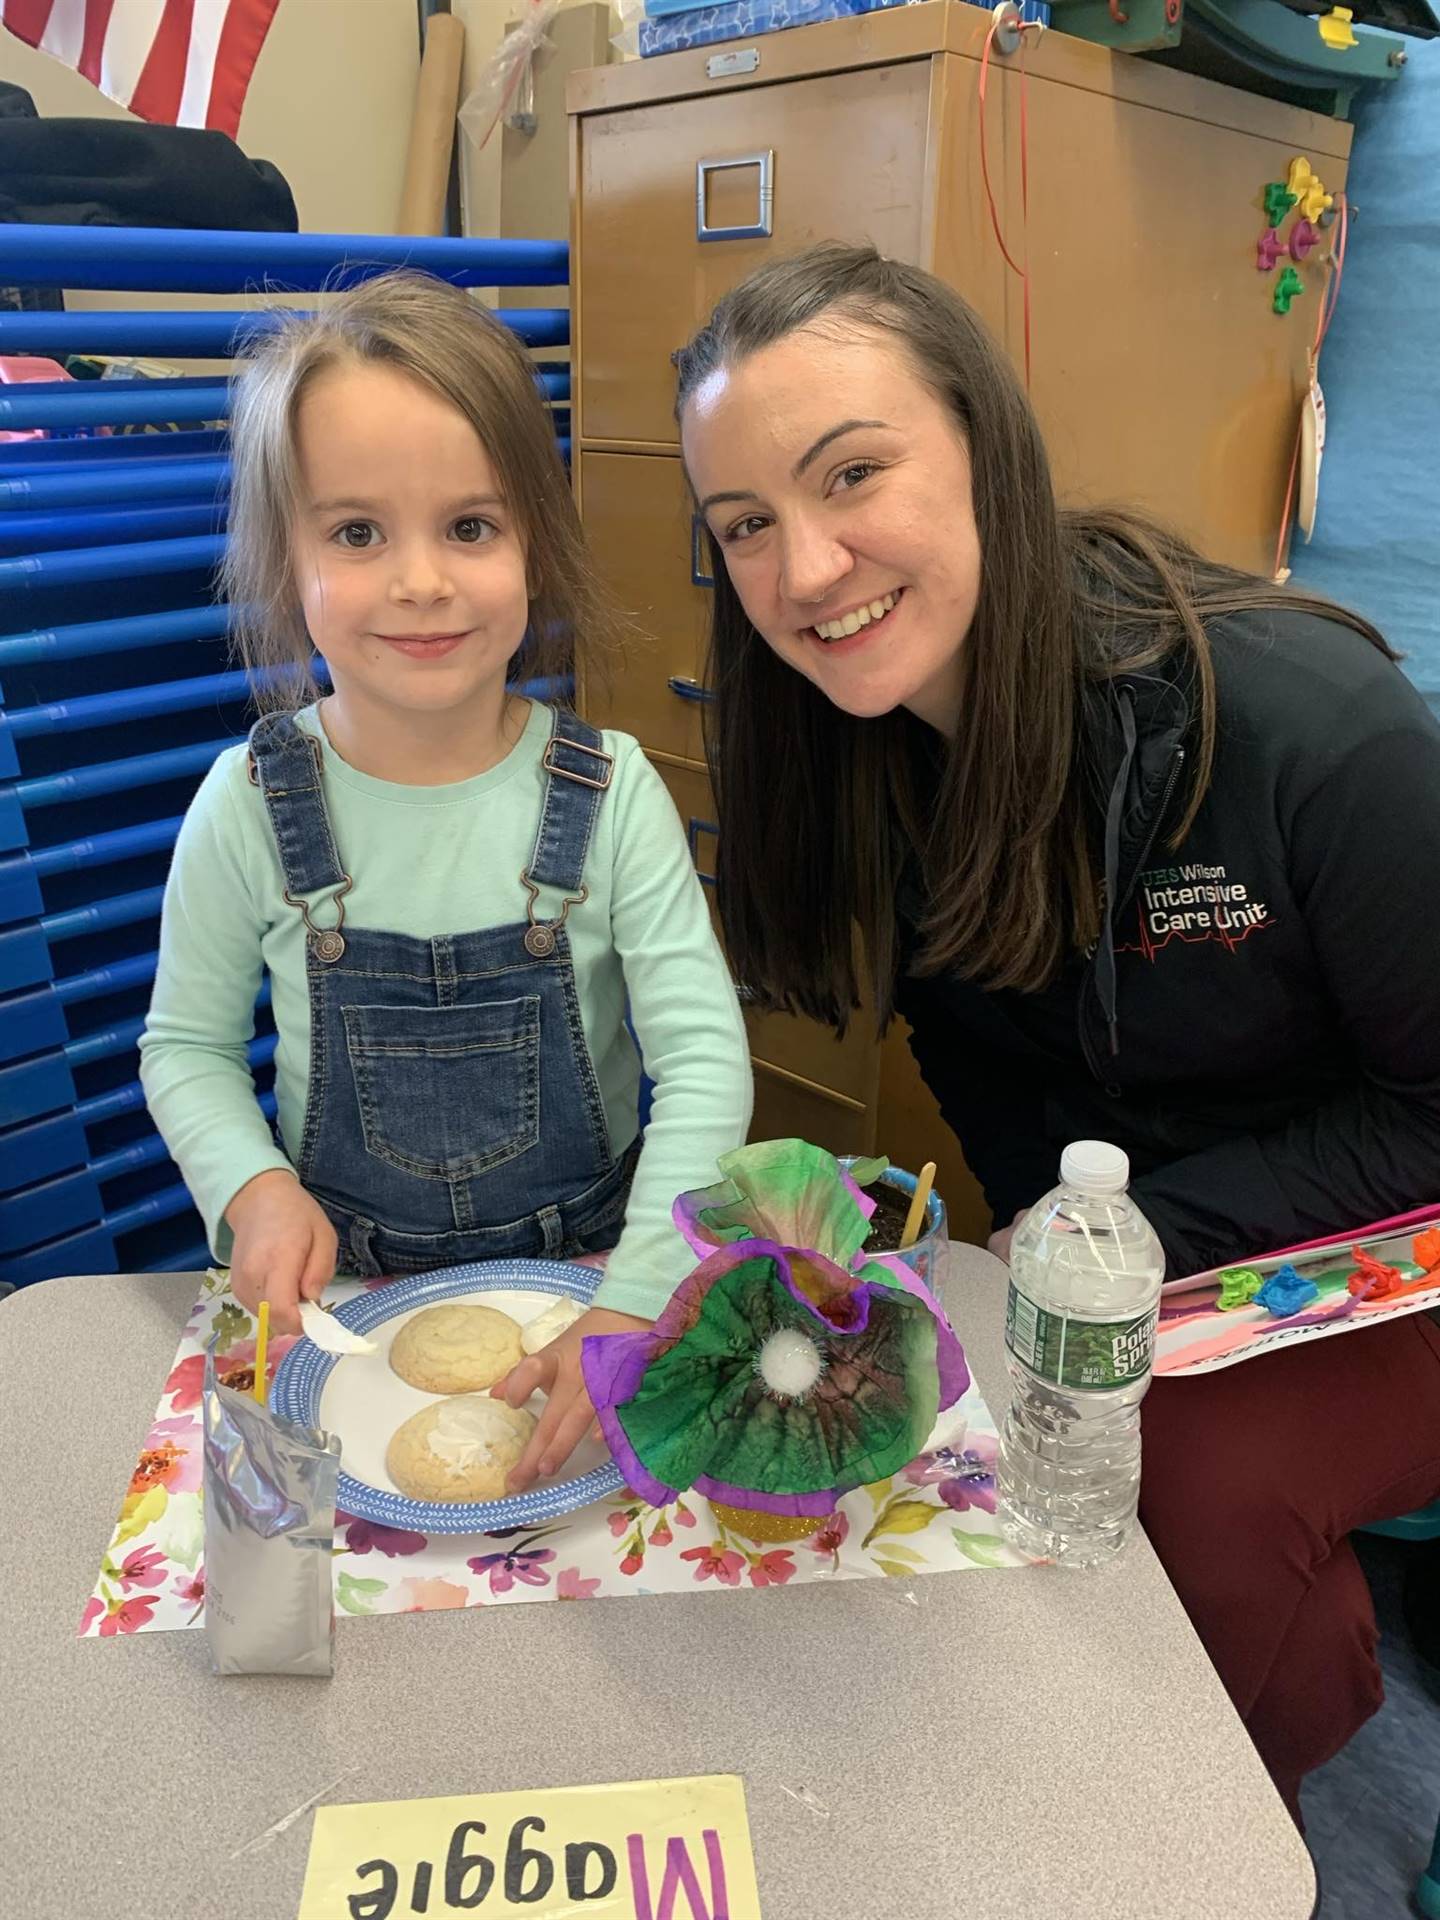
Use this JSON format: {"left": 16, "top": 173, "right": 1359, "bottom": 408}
{"left": 611, "top": 0, "right": 644, "bottom": 60}
{"left": 458, "top": 0, "right": 561, "bottom": 153}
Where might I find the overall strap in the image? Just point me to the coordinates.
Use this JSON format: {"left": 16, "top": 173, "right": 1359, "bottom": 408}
{"left": 247, "top": 712, "right": 352, "bottom": 961}
{"left": 520, "top": 710, "right": 614, "bottom": 957}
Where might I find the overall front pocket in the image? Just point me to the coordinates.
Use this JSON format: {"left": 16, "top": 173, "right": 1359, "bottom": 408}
{"left": 342, "top": 997, "right": 541, "bottom": 1181}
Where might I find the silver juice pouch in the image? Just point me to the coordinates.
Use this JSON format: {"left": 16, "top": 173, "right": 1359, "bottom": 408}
{"left": 202, "top": 1344, "right": 341, "bottom": 1676}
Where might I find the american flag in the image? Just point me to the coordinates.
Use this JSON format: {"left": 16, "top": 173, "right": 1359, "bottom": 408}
{"left": 1, "top": 0, "right": 282, "bottom": 142}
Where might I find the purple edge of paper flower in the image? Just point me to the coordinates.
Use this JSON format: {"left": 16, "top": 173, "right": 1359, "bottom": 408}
{"left": 868, "top": 1251, "right": 970, "bottom": 1410}
{"left": 692, "top": 1476, "right": 840, "bottom": 1517}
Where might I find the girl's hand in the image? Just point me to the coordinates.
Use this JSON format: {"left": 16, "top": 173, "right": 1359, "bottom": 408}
{"left": 491, "top": 1306, "right": 652, "bottom": 1490}
{"left": 223, "top": 1169, "right": 338, "bottom": 1335}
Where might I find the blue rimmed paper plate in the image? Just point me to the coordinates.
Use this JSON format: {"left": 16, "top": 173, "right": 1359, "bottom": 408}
{"left": 270, "top": 1257, "right": 625, "bottom": 1536}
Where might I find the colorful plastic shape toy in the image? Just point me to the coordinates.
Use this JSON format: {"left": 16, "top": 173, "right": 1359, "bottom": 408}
{"left": 1263, "top": 182, "right": 1298, "bottom": 226}
{"left": 1286, "top": 156, "right": 1334, "bottom": 225}
{"left": 1289, "top": 218, "right": 1320, "bottom": 261}
{"left": 1287, "top": 156, "right": 1318, "bottom": 199}
{"left": 1273, "top": 267, "right": 1305, "bottom": 315}
{"left": 1258, "top": 220, "right": 1318, "bottom": 273}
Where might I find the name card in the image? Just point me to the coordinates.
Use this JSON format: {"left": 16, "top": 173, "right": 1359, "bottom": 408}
{"left": 297, "top": 1773, "right": 762, "bottom": 1919}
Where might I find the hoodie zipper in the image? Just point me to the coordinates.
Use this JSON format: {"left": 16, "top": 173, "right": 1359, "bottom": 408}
{"left": 1077, "top": 980, "right": 1117, "bottom": 1094}
{"left": 1078, "top": 743, "right": 1187, "bottom": 1093}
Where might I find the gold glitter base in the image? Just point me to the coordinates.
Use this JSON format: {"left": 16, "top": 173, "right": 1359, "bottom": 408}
{"left": 710, "top": 1501, "right": 826, "bottom": 1545}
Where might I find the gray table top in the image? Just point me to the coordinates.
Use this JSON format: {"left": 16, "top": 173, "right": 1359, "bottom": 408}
{"left": 0, "top": 1249, "right": 1315, "bottom": 1920}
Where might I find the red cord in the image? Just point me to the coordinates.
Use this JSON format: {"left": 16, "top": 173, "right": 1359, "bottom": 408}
{"left": 1272, "top": 194, "right": 1349, "bottom": 580}
{"left": 977, "top": 19, "right": 1038, "bottom": 389}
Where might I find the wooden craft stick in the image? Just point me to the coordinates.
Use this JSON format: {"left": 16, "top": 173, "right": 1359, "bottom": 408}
{"left": 900, "top": 1161, "right": 937, "bottom": 1250}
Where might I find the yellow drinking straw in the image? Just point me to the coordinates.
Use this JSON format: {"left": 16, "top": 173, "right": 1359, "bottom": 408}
{"left": 900, "top": 1161, "right": 937, "bottom": 1250}
{"left": 253, "top": 1298, "right": 270, "bottom": 1406}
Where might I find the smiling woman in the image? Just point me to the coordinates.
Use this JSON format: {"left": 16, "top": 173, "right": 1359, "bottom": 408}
{"left": 809, "top": 587, "right": 902, "bottom": 645}
{"left": 674, "top": 241, "right": 1440, "bottom": 1827}
{"left": 684, "top": 361, "right": 980, "bottom": 736}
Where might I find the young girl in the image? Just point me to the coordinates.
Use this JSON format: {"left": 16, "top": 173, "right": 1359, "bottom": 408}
{"left": 675, "top": 243, "right": 1440, "bottom": 1820}
{"left": 140, "top": 270, "right": 752, "bottom": 1484}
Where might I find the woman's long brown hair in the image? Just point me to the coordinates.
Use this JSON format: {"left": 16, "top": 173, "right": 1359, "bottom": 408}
{"left": 674, "top": 244, "right": 1392, "bottom": 1032}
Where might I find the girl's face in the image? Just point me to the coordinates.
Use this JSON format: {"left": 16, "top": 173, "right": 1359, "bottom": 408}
{"left": 680, "top": 324, "right": 981, "bottom": 734}
{"left": 290, "top": 360, "right": 530, "bottom": 740}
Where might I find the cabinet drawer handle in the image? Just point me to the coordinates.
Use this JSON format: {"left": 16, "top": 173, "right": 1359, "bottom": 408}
{"left": 668, "top": 676, "right": 715, "bottom": 705}
{"left": 696, "top": 151, "right": 774, "bottom": 243}
{"left": 687, "top": 815, "right": 719, "bottom": 885}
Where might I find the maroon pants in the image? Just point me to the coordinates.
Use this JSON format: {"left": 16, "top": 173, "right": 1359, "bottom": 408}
{"left": 1138, "top": 1310, "right": 1440, "bottom": 1822}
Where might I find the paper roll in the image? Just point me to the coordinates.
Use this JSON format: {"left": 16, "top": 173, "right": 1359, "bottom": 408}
{"left": 398, "top": 12, "right": 466, "bottom": 238}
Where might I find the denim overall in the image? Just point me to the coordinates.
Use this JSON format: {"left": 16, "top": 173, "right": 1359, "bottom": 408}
{"left": 247, "top": 708, "right": 634, "bottom": 1277}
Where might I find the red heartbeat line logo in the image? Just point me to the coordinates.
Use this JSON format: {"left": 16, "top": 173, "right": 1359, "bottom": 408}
{"left": 1115, "top": 913, "right": 1276, "bottom": 963}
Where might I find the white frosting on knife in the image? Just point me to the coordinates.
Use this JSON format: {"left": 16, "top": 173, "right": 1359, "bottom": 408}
{"left": 298, "top": 1300, "right": 377, "bottom": 1355}
{"left": 520, "top": 1295, "right": 584, "bottom": 1354}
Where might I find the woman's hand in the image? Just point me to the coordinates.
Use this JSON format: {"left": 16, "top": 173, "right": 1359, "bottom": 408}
{"left": 986, "top": 1207, "right": 1030, "bottom": 1266}
{"left": 491, "top": 1306, "right": 652, "bottom": 1490}
{"left": 223, "top": 1169, "right": 338, "bottom": 1334}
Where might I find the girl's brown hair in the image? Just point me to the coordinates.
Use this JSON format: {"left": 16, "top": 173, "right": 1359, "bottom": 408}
{"left": 224, "top": 269, "right": 613, "bottom": 709}
{"left": 674, "top": 243, "right": 1392, "bottom": 1030}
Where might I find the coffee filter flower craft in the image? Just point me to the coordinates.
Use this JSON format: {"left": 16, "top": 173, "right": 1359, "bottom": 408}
{"left": 582, "top": 1139, "right": 969, "bottom": 1546}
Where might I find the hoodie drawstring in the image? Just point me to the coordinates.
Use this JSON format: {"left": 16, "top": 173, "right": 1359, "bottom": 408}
{"left": 1094, "top": 688, "right": 1138, "bottom": 1058}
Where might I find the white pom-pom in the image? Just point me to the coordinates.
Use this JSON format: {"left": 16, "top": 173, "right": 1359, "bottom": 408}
{"left": 756, "top": 1327, "right": 825, "bottom": 1401}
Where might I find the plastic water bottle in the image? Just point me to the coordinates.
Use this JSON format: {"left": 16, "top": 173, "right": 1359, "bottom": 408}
{"left": 996, "top": 1141, "right": 1165, "bottom": 1568}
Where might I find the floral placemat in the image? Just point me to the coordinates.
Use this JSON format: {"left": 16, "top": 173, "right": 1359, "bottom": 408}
{"left": 81, "top": 1272, "right": 1023, "bottom": 1638}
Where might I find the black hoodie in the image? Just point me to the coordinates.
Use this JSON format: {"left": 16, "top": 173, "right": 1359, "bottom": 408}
{"left": 895, "top": 608, "right": 1440, "bottom": 1277}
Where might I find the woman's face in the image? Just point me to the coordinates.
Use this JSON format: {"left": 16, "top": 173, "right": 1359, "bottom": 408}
{"left": 680, "top": 323, "right": 981, "bottom": 733}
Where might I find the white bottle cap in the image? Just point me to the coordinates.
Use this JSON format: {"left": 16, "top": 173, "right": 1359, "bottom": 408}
{"left": 1059, "top": 1140, "right": 1130, "bottom": 1195}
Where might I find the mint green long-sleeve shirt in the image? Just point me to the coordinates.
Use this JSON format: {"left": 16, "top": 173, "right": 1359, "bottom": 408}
{"left": 138, "top": 700, "right": 752, "bottom": 1319}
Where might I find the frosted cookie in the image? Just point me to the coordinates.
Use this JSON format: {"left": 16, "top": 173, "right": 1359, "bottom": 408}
{"left": 388, "top": 1303, "right": 523, "bottom": 1394}
{"left": 520, "top": 1295, "right": 585, "bottom": 1355}
{"left": 385, "top": 1396, "right": 537, "bottom": 1503}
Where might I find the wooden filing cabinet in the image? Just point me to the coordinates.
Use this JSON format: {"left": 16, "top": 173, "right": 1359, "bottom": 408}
{"left": 573, "top": 59, "right": 935, "bottom": 446}
{"left": 566, "top": 2, "right": 1350, "bottom": 1242}
{"left": 578, "top": 452, "right": 709, "bottom": 765}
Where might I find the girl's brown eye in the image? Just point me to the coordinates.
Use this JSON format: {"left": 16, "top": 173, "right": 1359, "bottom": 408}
{"left": 453, "top": 518, "right": 497, "bottom": 544}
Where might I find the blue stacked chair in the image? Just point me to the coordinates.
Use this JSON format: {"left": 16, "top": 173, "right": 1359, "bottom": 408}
{"left": 0, "top": 226, "right": 570, "bottom": 1287}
